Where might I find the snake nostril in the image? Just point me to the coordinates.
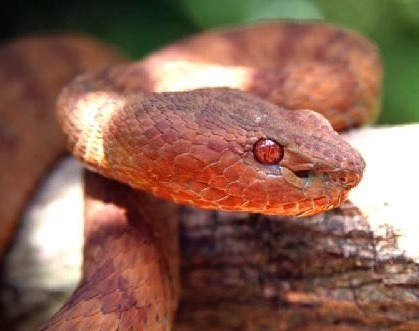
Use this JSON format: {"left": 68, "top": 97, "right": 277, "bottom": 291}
{"left": 339, "top": 176, "right": 347, "bottom": 183}
{"left": 327, "top": 172, "right": 361, "bottom": 188}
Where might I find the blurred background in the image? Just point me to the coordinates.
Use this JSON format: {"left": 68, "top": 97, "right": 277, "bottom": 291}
{"left": 1, "top": 0, "right": 419, "bottom": 125}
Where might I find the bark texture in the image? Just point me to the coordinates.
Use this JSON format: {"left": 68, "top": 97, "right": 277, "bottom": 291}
{"left": 176, "top": 204, "right": 419, "bottom": 330}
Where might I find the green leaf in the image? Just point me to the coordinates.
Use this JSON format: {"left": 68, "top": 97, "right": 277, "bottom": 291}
{"left": 178, "top": 0, "right": 323, "bottom": 28}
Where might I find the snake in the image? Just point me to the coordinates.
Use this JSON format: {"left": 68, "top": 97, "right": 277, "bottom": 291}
{"left": 0, "top": 21, "right": 382, "bottom": 330}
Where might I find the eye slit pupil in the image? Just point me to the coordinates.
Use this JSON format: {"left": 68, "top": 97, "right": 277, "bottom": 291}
{"left": 253, "top": 138, "right": 284, "bottom": 165}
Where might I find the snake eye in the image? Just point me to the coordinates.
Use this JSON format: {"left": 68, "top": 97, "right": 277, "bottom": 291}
{"left": 253, "top": 138, "right": 284, "bottom": 165}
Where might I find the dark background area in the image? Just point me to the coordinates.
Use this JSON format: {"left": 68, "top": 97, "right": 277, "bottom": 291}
{"left": 2, "top": 0, "right": 419, "bottom": 124}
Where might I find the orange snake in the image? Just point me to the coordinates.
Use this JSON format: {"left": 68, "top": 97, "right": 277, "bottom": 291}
{"left": 0, "top": 21, "right": 382, "bottom": 330}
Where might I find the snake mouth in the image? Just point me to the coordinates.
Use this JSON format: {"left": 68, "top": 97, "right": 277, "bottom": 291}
{"left": 281, "top": 165, "right": 360, "bottom": 203}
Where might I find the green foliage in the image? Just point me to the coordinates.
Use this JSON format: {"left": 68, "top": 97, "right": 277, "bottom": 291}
{"left": 3, "top": 0, "right": 419, "bottom": 124}
{"left": 177, "top": 0, "right": 323, "bottom": 27}
{"left": 382, "top": 41, "right": 419, "bottom": 123}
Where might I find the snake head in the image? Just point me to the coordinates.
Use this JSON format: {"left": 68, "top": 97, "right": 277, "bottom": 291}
{"left": 251, "top": 108, "right": 365, "bottom": 216}
{"left": 155, "top": 88, "right": 364, "bottom": 216}
{"left": 233, "top": 89, "right": 365, "bottom": 216}
{"left": 150, "top": 87, "right": 364, "bottom": 216}
{"left": 60, "top": 83, "right": 364, "bottom": 217}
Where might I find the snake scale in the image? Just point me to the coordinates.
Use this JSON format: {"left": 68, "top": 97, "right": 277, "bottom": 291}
{"left": 0, "top": 21, "right": 382, "bottom": 330}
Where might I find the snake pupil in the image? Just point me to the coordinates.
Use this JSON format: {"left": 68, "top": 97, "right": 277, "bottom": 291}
{"left": 253, "top": 138, "right": 284, "bottom": 165}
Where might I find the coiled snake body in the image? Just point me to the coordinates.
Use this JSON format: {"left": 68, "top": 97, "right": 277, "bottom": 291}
{"left": 0, "top": 21, "right": 382, "bottom": 330}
